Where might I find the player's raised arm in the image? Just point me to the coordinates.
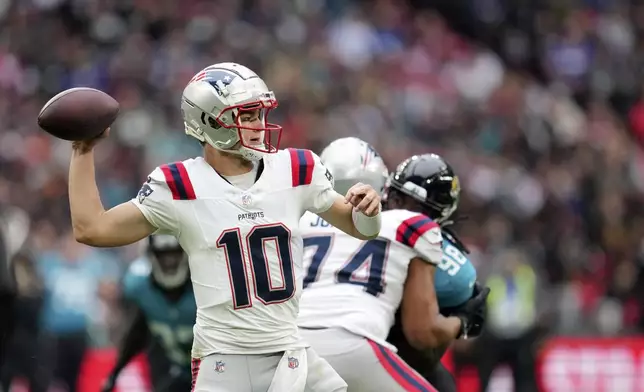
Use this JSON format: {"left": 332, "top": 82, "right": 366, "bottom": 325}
{"left": 69, "top": 130, "right": 175, "bottom": 247}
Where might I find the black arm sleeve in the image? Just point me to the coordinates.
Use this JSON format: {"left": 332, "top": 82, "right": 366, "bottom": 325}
{"left": 424, "top": 362, "right": 457, "bottom": 392}
{"left": 386, "top": 309, "right": 449, "bottom": 374}
{"left": 109, "top": 303, "right": 151, "bottom": 379}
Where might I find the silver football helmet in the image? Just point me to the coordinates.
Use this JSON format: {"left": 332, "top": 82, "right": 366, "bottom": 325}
{"left": 320, "top": 137, "right": 389, "bottom": 196}
{"left": 147, "top": 234, "right": 189, "bottom": 289}
{"left": 181, "top": 62, "right": 282, "bottom": 161}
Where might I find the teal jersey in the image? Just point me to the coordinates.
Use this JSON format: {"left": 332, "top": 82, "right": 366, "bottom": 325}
{"left": 434, "top": 235, "right": 477, "bottom": 309}
{"left": 122, "top": 258, "right": 196, "bottom": 369}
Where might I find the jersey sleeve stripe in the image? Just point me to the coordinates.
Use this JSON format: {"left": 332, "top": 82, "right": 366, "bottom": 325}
{"left": 160, "top": 163, "right": 196, "bottom": 200}
{"left": 191, "top": 358, "right": 201, "bottom": 392}
{"left": 395, "top": 215, "right": 439, "bottom": 248}
{"left": 160, "top": 164, "right": 180, "bottom": 199}
{"left": 288, "top": 148, "right": 315, "bottom": 187}
{"left": 368, "top": 340, "right": 437, "bottom": 392}
{"left": 174, "top": 162, "right": 196, "bottom": 199}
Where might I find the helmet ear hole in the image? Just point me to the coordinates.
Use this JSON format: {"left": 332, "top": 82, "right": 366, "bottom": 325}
{"left": 207, "top": 116, "right": 221, "bottom": 130}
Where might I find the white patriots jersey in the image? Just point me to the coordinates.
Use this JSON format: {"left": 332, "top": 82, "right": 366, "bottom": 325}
{"left": 297, "top": 209, "right": 443, "bottom": 349}
{"left": 131, "top": 149, "right": 337, "bottom": 357}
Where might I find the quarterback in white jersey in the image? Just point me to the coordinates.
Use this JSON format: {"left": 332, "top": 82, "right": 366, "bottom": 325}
{"left": 65, "top": 63, "right": 384, "bottom": 392}
{"left": 298, "top": 139, "right": 488, "bottom": 392}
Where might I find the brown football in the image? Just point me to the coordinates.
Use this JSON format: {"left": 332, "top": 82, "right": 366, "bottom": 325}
{"left": 37, "top": 87, "right": 119, "bottom": 141}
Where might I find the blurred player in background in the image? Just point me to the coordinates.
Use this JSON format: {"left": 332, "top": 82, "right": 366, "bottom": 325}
{"left": 298, "top": 138, "right": 488, "bottom": 391}
{"left": 0, "top": 206, "right": 30, "bottom": 377}
{"left": 383, "top": 153, "right": 484, "bottom": 392}
{"left": 0, "top": 212, "right": 13, "bottom": 389}
{"left": 102, "top": 234, "right": 194, "bottom": 392}
{"left": 68, "top": 62, "right": 383, "bottom": 392}
{"left": 0, "top": 252, "right": 46, "bottom": 392}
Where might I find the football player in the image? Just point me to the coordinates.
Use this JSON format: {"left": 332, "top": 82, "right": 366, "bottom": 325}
{"left": 298, "top": 139, "right": 486, "bottom": 392}
{"left": 0, "top": 206, "right": 30, "bottom": 373}
{"left": 382, "top": 153, "right": 484, "bottom": 392}
{"left": 67, "top": 62, "right": 382, "bottom": 392}
{"left": 101, "top": 234, "right": 194, "bottom": 392}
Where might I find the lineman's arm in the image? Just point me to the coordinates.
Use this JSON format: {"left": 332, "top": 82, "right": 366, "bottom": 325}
{"left": 401, "top": 258, "right": 462, "bottom": 350}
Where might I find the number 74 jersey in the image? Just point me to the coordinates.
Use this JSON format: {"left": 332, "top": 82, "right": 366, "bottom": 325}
{"left": 130, "top": 149, "right": 337, "bottom": 357}
{"left": 297, "top": 209, "right": 443, "bottom": 349}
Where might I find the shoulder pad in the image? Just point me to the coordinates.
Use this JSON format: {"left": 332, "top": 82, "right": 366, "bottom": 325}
{"left": 287, "top": 148, "right": 315, "bottom": 187}
{"left": 395, "top": 214, "right": 440, "bottom": 248}
{"left": 156, "top": 162, "right": 196, "bottom": 200}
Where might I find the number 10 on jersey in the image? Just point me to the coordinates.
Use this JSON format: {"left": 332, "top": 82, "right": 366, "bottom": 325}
{"left": 217, "top": 224, "right": 296, "bottom": 309}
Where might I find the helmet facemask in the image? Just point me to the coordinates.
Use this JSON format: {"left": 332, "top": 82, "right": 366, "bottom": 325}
{"left": 149, "top": 248, "right": 190, "bottom": 289}
{"left": 215, "top": 96, "right": 282, "bottom": 159}
{"left": 147, "top": 234, "right": 189, "bottom": 289}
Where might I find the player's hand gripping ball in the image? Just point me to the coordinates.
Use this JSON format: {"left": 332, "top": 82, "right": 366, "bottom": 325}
{"left": 344, "top": 182, "right": 381, "bottom": 216}
{"left": 37, "top": 87, "right": 119, "bottom": 141}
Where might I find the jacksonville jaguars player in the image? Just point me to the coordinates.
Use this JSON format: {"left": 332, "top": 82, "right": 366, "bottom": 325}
{"left": 384, "top": 153, "right": 486, "bottom": 392}
{"left": 298, "top": 139, "right": 487, "bottom": 392}
{"left": 102, "top": 234, "right": 194, "bottom": 392}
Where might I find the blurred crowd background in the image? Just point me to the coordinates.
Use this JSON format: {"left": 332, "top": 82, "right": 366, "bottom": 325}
{"left": 1, "top": 0, "right": 644, "bottom": 390}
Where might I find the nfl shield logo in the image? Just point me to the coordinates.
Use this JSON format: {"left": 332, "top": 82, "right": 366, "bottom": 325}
{"left": 242, "top": 194, "right": 252, "bottom": 206}
{"left": 214, "top": 360, "right": 225, "bottom": 373}
{"left": 287, "top": 356, "right": 299, "bottom": 369}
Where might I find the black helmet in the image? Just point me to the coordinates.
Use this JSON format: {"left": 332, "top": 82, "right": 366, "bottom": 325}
{"left": 147, "top": 235, "right": 189, "bottom": 289}
{"left": 383, "top": 153, "right": 460, "bottom": 223}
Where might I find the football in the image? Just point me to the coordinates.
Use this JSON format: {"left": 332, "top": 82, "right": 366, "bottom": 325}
{"left": 37, "top": 87, "right": 119, "bottom": 141}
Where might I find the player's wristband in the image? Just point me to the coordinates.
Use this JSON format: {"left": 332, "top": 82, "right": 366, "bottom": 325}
{"left": 351, "top": 206, "right": 381, "bottom": 237}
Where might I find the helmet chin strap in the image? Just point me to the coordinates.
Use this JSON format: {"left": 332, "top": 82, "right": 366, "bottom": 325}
{"left": 223, "top": 142, "right": 266, "bottom": 161}
{"left": 202, "top": 130, "right": 265, "bottom": 161}
{"left": 236, "top": 146, "right": 265, "bottom": 161}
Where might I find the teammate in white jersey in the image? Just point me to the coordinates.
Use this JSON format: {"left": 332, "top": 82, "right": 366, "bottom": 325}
{"left": 298, "top": 139, "right": 489, "bottom": 392}
{"left": 66, "top": 63, "right": 384, "bottom": 392}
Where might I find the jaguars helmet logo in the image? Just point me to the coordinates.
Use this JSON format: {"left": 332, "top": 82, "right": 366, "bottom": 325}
{"left": 450, "top": 176, "right": 461, "bottom": 199}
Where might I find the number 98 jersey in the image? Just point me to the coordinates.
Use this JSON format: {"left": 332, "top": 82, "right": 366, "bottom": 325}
{"left": 435, "top": 235, "right": 477, "bottom": 309}
{"left": 130, "top": 149, "right": 337, "bottom": 357}
{"left": 298, "top": 209, "right": 444, "bottom": 349}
